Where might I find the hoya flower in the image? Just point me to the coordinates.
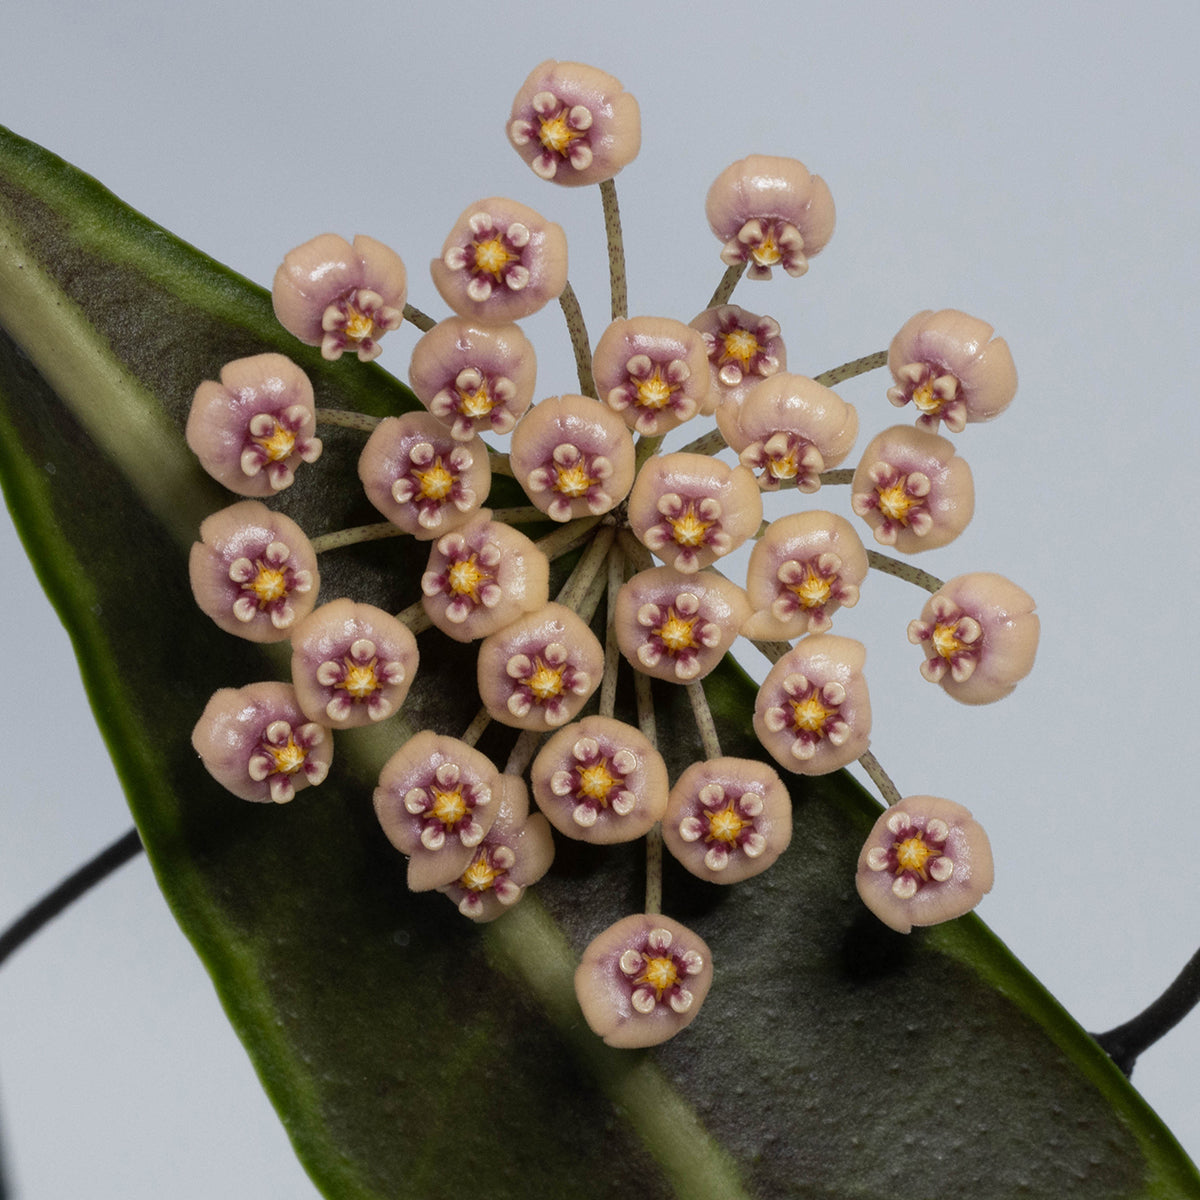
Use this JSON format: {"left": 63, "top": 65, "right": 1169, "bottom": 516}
{"left": 530, "top": 715, "right": 668, "bottom": 843}
{"left": 431, "top": 197, "right": 568, "bottom": 324}
{"left": 614, "top": 566, "right": 750, "bottom": 683}
{"left": 420, "top": 513, "right": 550, "bottom": 642}
{"left": 189, "top": 500, "right": 318, "bottom": 642}
{"left": 291, "top": 599, "right": 419, "bottom": 729}
{"left": 627, "top": 452, "right": 763, "bottom": 574}
{"left": 689, "top": 304, "right": 786, "bottom": 417}
{"left": 575, "top": 914, "right": 713, "bottom": 1049}
{"left": 373, "top": 731, "right": 501, "bottom": 892}
{"left": 663, "top": 758, "right": 792, "bottom": 884}
{"left": 754, "top": 634, "right": 872, "bottom": 775}
{"left": 408, "top": 317, "right": 537, "bottom": 440}
{"left": 592, "top": 316, "right": 710, "bottom": 436}
{"left": 476, "top": 603, "right": 603, "bottom": 730}
{"left": 856, "top": 795, "right": 994, "bottom": 933}
{"left": 509, "top": 394, "right": 636, "bottom": 521}
{"left": 908, "top": 572, "right": 1039, "bottom": 705}
{"left": 706, "top": 155, "right": 835, "bottom": 279}
{"left": 187, "top": 353, "right": 321, "bottom": 495}
{"left": 742, "top": 510, "right": 868, "bottom": 641}
{"left": 437, "top": 775, "right": 555, "bottom": 922}
{"left": 719, "top": 372, "right": 858, "bottom": 492}
{"left": 272, "top": 233, "right": 407, "bottom": 361}
{"left": 357, "top": 412, "right": 489, "bottom": 539}
{"left": 851, "top": 425, "right": 974, "bottom": 553}
{"left": 507, "top": 59, "right": 641, "bottom": 186}
{"left": 887, "top": 309, "right": 1018, "bottom": 433}
{"left": 192, "top": 681, "right": 331, "bottom": 804}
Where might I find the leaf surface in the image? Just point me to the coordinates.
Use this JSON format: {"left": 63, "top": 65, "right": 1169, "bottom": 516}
{"left": 0, "top": 124, "right": 1196, "bottom": 1200}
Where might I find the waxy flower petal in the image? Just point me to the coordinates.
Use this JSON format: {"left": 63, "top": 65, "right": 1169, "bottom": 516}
{"left": 856, "top": 795, "right": 994, "bottom": 932}
{"left": 689, "top": 304, "right": 787, "bottom": 417}
{"left": 187, "top": 353, "right": 321, "bottom": 496}
{"left": 507, "top": 59, "right": 641, "bottom": 187}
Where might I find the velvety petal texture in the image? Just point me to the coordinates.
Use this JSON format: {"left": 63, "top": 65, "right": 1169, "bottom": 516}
{"left": 357, "top": 412, "right": 489, "bottom": 540}
{"left": 189, "top": 500, "right": 318, "bottom": 642}
{"left": 754, "top": 634, "right": 872, "bottom": 775}
{"left": 431, "top": 197, "right": 567, "bottom": 324}
{"left": 509, "top": 393, "right": 636, "bottom": 521}
{"left": 507, "top": 59, "right": 641, "bottom": 186}
{"left": 851, "top": 424, "right": 974, "bottom": 552}
{"left": 192, "top": 681, "right": 332, "bottom": 804}
{"left": 888, "top": 309, "right": 1018, "bottom": 432}
{"left": 186, "top": 353, "right": 321, "bottom": 495}
{"left": 575, "top": 914, "right": 714, "bottom": 1049}
{"left": 408, "top": 317, "right": 537, "bottom": 440}
{"left": 272, "top": 233, "right": 407, "bottom": 361}
{"left": 705, "top": 155, "right": 835, "bottom": 279}
{"left": 663, "top": 757, "right": 792, "bottom": 884}
{"left": 290, "top": 599, "right": 418, "bottom": 729}
{"left": 908, "top": 572, "right": 1039, "bottom": 704}
{"left": 856, "top": 795, "right": 994, "bottom": 933}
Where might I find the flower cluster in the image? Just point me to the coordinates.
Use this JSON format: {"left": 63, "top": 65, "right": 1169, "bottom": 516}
{"left": 186, "top": 59, "right": 1038, "bottom": 1049}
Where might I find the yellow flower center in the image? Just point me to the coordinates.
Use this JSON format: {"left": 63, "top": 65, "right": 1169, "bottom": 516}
{"left": 635, "top": 369, "right": 675, "bottom": 410}
{"left": 337, "top": 659, "right": 380, "bottom": 699}
{"left": 268, "top": 737, "right": 307, "bottom": 775}
{"left": 791, "top": 693, "right": 834, "bottom": 734}
{"left": 655, "top": 608, "right": 697, "bottom": 653}
{"left": 249, "top": 563, "right": 288, "bottom": 606}
{"left": 895, "top": 835, "right": 938, "bottom": 878}
{"left": 637, "top": 955, "right": 679, "bottom": 997}
{"left": 458, "top": 383, "right": 494, "bottom": 418}
{"left": 448, "top": 556, "right": 489, "bottom": 600}
{"left": 527, "top": 659, "right": 565, "bottom": 701}
{"left": 766, "top": 447, "right": 799, "bottom": 480}
{"left": 931, "top": 622, "right": 965, "bottom": 660}
{"left": 876, "top": 480, "right": 918, "bottom": 523}
{"left": 253, "top": 421, "right": 297, "bottom": 463}
{"left": 669, "top": 506, "right": 712, "bottom": 547}
{"left": 912, "top": 380, "right": 943, "bottom": 414}
{"left": 538, "top": 111, "right": 581, "bottom": 155}
{"left": 473, "top": 237, "right": 515, "bottom": 280}
{"left": 790, "top": 567, "right": 832, "bottom": 610}
{"left": 343, "top": 304, "right": 375, "bottom": 343}
{"left": 430, "top": 786, "right": 468, "bottom": 827}
{"left": 751, "top": 231, "right": 781, "bottom": 267}
{"left": 459, "top": 850, "right": 500, "bottom": 893}
{"left": 721, "top": 328, "right": 760, "bottom": 368}
{"left": 555, "top": 462, "right": 595, "bottom": 497}
{"left": 706, "top": 802, "right": 747, "bottom": 845}
{"left": 578, "top": 760, "right": 618, "bottom": 802}
{"left": 416, "top": 459, "right": 455, "bottom": 501}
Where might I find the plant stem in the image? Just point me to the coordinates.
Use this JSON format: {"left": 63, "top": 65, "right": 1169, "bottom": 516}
{"left": 707, "top": 262, "right": 746, "bottom": 308}
{"left": 750, "top": 638, "right": 790, "bottom": 665}
{"left": 818, "top": 468, "right": 853, "bottom": 486}
{"left": 634, "top": 433, "right": 664, "bottom": 473}
{"left": 394, "top": 596, "right": 434, "bottom": 635}
{"left": 866, "top": 549, "right": 944, "bottom": 594}
{"left": 315, "top": 408, "right": 382, "bottom": 433}
{"left": 503, "top": 729, "right": 540, "bottom": 777}
{"left": 488, "top": 451, "right": 515, "bottom": 478}
{"left": 635, "top": 668, "right": 662, "bottom": 916}
{"left": 813, "top": 350, "right": 887, "bottom": 386}
{"left": 600, "top": 179, "right": 627, "bottom": 322}
{"left": 558, "top": 281, "right": 597, "bottom": 398}
{"left": 599, "top": 544, "right": 626, "bottom": 720}
{"left": 488, "top": 506, "right": 551, "bottom": 526}
{"left": 403, "top": 302, "right": 437, "bottom": 332}
{"left": 533, "top": 515, "right": 602, "bottom": 563}
{"left": 0, "top": 828, "right": 143, "bottom": 969}
{"left": 1092, "top": 946, "right": 1200, "bottom": 1076}
{"left": 460, "top": 705, "right": 492, "bottom": 749}
{"left": 554, "top": 522, "right": 615, "bottom": 612}
{"left": 686, "top": 681, "right": 722, "bottom": 761}
{"left": 310, "top": 522, "right": 405, "bottom": 555}
{"left": 858, "top": 749, "right": 901, "bottom": 806}
{"left": 675, "top": 427, "right": 730, "bottom": 458}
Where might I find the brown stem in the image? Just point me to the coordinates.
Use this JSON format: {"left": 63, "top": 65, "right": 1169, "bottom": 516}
{"left": 813, "top": 350, "right": 887, "bottom": 386}
{"left": 866, "top": 549, "right": 944, "bottom": 594}
{"left": 315, "top": 408, "right": 382, "bottom": 433}
{"left": 600, "top": 178, "right": 627, "bottom": 322}
{"left": 558, "top": 281, "right": 597, "bottom": 399}
{"left": 403, "top": 302, "right": 437, "bottom": 332}
{"left": 858, "top": 749, "right": 901, "bottom": 806}
{"left": 707, "top": 262, "right": 746, "bottom": 308}
{"left": 310, "top": 522, "right": 405, "bottom": 555}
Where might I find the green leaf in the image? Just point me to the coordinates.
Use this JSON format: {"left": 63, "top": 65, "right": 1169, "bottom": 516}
{"left": 0, "top": 123, "right": 1196, "bottom": 1200}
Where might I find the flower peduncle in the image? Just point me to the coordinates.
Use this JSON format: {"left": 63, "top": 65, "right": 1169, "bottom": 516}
{"left": 600, "top": 178, "right": 628, "bottom": 321}
{"left": 865, "top": 549, "right": 944, "bottom": 594}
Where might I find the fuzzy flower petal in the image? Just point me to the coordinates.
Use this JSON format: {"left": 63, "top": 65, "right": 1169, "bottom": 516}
{"left": 431, "top": 197, "right": 567, "bottom": 324}
{"left": 887, "top": 309, "right": 1018, "bottom": 432}
{"left": 575, "top": 914, "right": 713, "bottom": 1048}
{"left": 908, "top": 572, "right": 1039, "bottom": 704}
{"left": 189, "top": 500, "right": 318, "bottom": 642}
{"left": 856, "top": 795, "right": 994, "bottom": 932}
{"left": 186, "top": 354, "right": 321, "bottom": 496}
{"left": 706, "top": 155, "right": 835, "bottom": 280}
{"left": 507, "top": 59, "right": 641, "bottom": 187}
{"left": 272, "top": 233, "right": 407, "bottom": 361}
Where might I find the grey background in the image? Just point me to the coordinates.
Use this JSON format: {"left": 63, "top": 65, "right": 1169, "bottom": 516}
{"left": 1, "top": 1, "right": 1198, "bottom": 1195}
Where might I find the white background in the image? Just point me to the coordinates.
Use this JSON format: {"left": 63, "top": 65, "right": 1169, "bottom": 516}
{"left": 1, "top": 1, "right": 1198, "bottom": 1195}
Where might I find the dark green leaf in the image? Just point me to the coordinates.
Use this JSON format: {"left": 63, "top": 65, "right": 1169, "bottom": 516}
{"left": 1, "top": 124, "right": 1196, "bottom": 1199}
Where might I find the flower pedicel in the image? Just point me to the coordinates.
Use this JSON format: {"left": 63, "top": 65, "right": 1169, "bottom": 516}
{"left": 186, "top": 57, "right": 1036, "bottom": 1051}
